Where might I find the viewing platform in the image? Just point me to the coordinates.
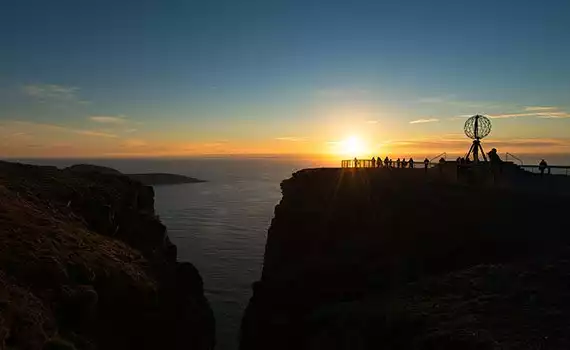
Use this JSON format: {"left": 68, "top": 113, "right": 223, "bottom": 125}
{"left": 341, "top": 158, "right": 570, "bottom": 176}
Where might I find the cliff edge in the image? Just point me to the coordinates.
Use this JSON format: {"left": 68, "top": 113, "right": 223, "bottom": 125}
{"left": 0, "top": 161, "right": 214, "bottom": 349}
{"left": 241, "top": 168, "right": 570, "bottom": 349}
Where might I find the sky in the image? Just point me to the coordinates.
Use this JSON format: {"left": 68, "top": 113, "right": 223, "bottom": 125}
{"left": 1, "top": 0, "right": 570, "bottom": 160}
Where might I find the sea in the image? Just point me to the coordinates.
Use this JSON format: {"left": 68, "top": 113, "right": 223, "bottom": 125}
{"left": 8, "top": 154, "right": 570, "bottom": 349}
{"left": 12, "top": 156, "right": 327, "bottom": 350}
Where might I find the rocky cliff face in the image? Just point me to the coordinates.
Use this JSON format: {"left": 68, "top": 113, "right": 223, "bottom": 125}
{"left": 0, "top": 161, "right": 214, "bottom": 350}
{"left": 241, "top": 168, "right": 570, "bottom": 349}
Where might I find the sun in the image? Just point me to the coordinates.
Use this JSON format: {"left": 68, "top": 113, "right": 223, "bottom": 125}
{"left": 340, "top": 136, "right": 366, "bottom": 156}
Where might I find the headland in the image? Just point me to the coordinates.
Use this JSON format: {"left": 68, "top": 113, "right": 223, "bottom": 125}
{"left": 241, "top": 166, "right": 570, "bottom": 349}
{"left": 0, "top": 160, "right": 214, "bottom": 349}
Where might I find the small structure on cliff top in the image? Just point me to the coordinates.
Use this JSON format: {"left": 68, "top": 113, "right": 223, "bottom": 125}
{"left": 464, "top": 114, "right": 492, "bottom": 163}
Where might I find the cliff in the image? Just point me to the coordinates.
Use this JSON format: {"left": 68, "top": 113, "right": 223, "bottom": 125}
{"left": 241, "top": 168, "right": 570, "bottom": 349}
{"left": 0, "top": 161, "right": 214, "bottom": 350}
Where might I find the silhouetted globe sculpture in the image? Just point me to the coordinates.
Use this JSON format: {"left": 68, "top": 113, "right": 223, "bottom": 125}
{"left": 464, "top": 114, "right": 492, "bottom": 163}
{"left": 464, "top": 114, "right": 491, "bottom": 140}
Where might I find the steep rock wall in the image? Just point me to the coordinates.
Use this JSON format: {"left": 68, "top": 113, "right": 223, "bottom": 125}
{"left": 241, "top": 168, "right": 570, "bottom": 349}
{"left": 0, "top": 161, "right": 214, "bottom": 350}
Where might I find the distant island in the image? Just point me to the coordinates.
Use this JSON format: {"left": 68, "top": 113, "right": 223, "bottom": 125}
{"left": 127, "top": 173, "right": 206, "bottom": 185}
{"left": 65, "top": 164, "right": 206, "bottom": 185}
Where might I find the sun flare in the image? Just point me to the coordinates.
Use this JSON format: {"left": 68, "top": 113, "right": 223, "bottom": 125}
{"left": 339, "top": 136, "right": 366, "bottom": 157}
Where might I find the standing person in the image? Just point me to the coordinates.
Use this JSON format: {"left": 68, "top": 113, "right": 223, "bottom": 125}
{"left": 438, "top": 157, "right": 446, "bottom": 175}
{"left": 402, "top": 158, "right": 407, "bottom": 168}
{"left": 371, "top": 157, "right": 376, "bottom": 168}
{"left": 396, "top": 158, "right": 401, "bottom": 168}
{"left": 409, "top": 158, "right": 414, "bottom": 168}
{"left": 539, "top": 159, "right": 548, "bottom": 176}
{"left": 354, "top": 157, "right": 358, "bottom": 168}
{"left": 384, "top": 157, "right": 389, "bottom": 168}
{"left": 377, "top": 156, "right": 382, "bottom": 167}
{"left": 423, "top": 158, "right": 429, "bottom": 173}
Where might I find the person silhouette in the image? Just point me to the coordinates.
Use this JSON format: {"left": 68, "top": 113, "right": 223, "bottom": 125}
{"left": 377, "top": 156, "right": 382, "bottom": 167}
{"left": 409, "top": 158, "right": 414, "bottom": 168}
{"left": 354, "top": 157, "right": 358, "bottom": 168}
{"left": 384, "top": 156, "right": 389, "bottom": 168}
{"left": 488, "top": 148, "right": 502, "bottom": 164}
{"left": 371, "top": 157, "right": 376, "bottom": 168}
{"left": 396, "top": 158, "right": 401, "bottom": 168}
{"left": 539, "top": 159, "right": 548, "bottom": 176}
{"left": 438, "top": 157, "right": 445, "bottom": 174}
{"left": 423, "top": 158, "right": 429, "bottom": 173}
{"left": 402, "top": 158, "right": 407, "bottom": 168}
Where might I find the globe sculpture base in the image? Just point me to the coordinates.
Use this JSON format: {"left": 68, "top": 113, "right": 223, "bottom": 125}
{"left": 466, "top": 139, "right": 488, "bottom": 163}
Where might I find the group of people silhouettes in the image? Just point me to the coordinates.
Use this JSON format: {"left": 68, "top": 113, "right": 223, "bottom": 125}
{"left": 354, "top": 156, "right": 432, "bottom": 170}
{"left": 350, "top": 151, "right": 552, "bottom": 177}
{"left": 455, "top": 156, "right": 472, "bottom": 164}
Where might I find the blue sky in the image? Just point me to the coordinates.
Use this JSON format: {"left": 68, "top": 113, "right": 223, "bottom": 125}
{"left": 1, "top": 0, "right": 570, "bottom": 157}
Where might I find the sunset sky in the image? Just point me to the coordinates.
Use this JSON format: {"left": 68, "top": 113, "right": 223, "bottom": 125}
{"left": 1, "top": 0, "right": 570, "bottom": 159}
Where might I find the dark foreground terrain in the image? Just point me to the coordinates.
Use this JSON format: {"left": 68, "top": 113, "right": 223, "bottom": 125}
{"left": 241, "top": 167, "right": 570, "bottom": 349}
{"left": 0, "top": 161, "right": 214, "bottom": 349}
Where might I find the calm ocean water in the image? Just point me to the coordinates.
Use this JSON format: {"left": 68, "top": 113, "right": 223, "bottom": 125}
{"left": 13, "top": 157, "right": 324, "bottom": 349}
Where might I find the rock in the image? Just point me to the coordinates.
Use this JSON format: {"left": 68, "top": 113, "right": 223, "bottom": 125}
{"left": 0, "top": 160, "right": 215, "bottom": 350}
{"left": 66, "top": 164, "right": 123, "bottom": 175}
{"left": 241, "top": 168, "right": 570, "bottom": 350}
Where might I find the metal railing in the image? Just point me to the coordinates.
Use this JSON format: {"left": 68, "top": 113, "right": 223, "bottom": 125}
{"left": 505, "top": 152, "right": 523, "bottom": 165}
{"left": 341, "top": 159, "right": 423, "bottom": 168}
{"left": 341, "top": 159, "right": 378, "bottom": 168}
{"left": 429, "top": 152, "right": 447, "bottom": 163}
{"left": 519, "top": 165, "right": 570, "bottom": 176}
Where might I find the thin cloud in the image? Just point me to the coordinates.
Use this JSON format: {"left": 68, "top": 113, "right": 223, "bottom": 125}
{"left": 489, "top": 111, "right": 570, "bottom": 119}
{"left": 122, "top": 139, "right": 148, "bottom": 148}
{"left": 524, "top": 106, "right": 557, "bottom": 111}
{"left": 1, "top": 120, "right": 117, "bottom": 138}
{"left": 22, "top": 84, "right": 87, "bottom": 104}
{"left": 448, "top": 115, "right": 472, "bottom": 120}
{"left": 276, "top": 137, "right": 305, "bottom": 142}
{"left": 488, "top": 113, "right": 533, "bottom": 119}
{"left": 90, "top": 116, "right": 127, "bottom": 124}
{"left": 409, "top": 118, "right": 439, "bottom": 124}
{"left": 383, "top": 137, "right": 570, "bottom": 153}
{"left": 75, "top": 130, "right": 117, "bottom": 138}
{"left": 536, "top": 112, "right": 570, "bottom": 119}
